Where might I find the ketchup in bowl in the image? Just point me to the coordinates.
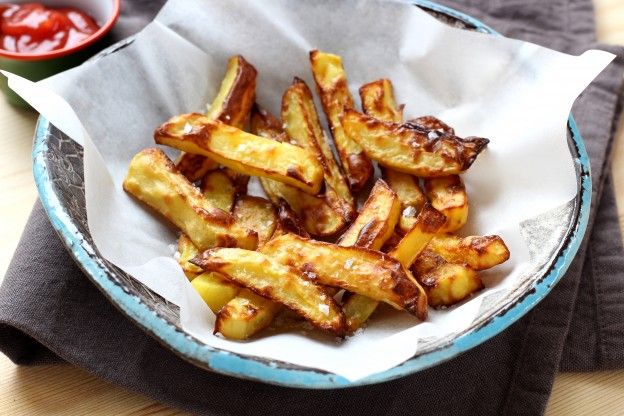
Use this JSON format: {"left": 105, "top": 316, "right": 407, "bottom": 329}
{"left": 0, "top": 3, "right": 100, "bottom": 54}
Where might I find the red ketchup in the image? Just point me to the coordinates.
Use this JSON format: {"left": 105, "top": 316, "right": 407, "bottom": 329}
{"left": 0, "top": 3, "right": 99, "bottom": 54}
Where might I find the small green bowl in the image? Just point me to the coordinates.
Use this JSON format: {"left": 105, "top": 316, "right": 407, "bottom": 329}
{"left": 0, "top": 0, "right": 120, "bottom": 108}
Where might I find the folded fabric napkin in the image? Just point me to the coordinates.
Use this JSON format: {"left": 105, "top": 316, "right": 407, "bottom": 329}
{"left": 1, "top": 0, "right": 623, "bottom": 414}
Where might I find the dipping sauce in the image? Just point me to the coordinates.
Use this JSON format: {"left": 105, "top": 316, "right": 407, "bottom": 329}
{"left": 0, "top": 3, "right": 99, "bottom": 54}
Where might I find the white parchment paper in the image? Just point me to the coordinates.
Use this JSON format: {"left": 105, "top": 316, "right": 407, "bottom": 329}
{"left": 6, "top": 0, "right": 614, "bottom": 380}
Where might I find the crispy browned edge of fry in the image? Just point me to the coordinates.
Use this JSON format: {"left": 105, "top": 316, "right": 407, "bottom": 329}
{"left": 155, "top": 113, "right": 323, "bottom": 194}
{"left": 336, "top": 179, "right": 399, "bottom": 249}
{"left": 122, "top": 148, "right": 258, "bottom": 250}
{"left": 273, "top": 201, "right": 311, "bottom": 238}
{"left": 176, "top": 55, "right": 257, "bottom": 181}
{"left": 342, "top": 108, "right": 490, "bottom": 175}
{"left": 426, "top": 234, "right": 510, "bottom": 270}
{"left": 265, "top": 234, "right": 427, "bottom": 319}
{"left": 423, "top": 174, "right": 468, "bottom": 232}
{"left": 251, "top": 104, "right": 347, "bottom": 237}
{"left": 407, "top": 116, "right": 455, "bottom": 135}
{"left": 191, "top": 249, "right": 346, "bottom": 336}
{"left": 282, "top": 77, "right": 355, "bottom": 221}
{"left": 309, "top": 50, "right": 373, "bottom": 192}
{"left": 358, "top": 79, "right": 404, "bottom": 123}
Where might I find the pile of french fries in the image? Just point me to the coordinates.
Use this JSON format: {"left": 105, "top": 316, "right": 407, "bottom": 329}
{"left": 123, "top": 52, "right": 510, "bottom": 340}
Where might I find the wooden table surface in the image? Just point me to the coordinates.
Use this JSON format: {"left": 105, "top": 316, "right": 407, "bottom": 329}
{"left": 1, "top": 2, "right": 624, "bottom": 414}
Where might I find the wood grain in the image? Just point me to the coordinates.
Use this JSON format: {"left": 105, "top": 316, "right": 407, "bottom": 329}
{"left": 1, "top": 1, "right": 624, "bottom": 413}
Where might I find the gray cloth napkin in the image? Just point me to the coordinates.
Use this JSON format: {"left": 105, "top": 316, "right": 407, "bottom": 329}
{"left": 1, "top": 1, "right": 623, "bottom": 415}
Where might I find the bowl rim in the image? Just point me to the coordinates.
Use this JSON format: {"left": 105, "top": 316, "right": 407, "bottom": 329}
{"left": 31, "top": 0, "right": 592, "bottom": 389}
{"left": 0, "top": 0, "right": 121, "bottom": 61}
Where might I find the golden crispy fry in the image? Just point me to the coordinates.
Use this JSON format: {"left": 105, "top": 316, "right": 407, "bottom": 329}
{"left": 310, "top": 50, "right": 373, "bottom": 191}
{"left": 215, "top": 289, "right": 282, "bottom": 340}
{"left": 272, "top": 201, "right": 311, "bottom": 239}
{"left": 155, "top": 113, "right": 324, "bottom": 194}
{"left": 177, "top": 234, "right": 203, "bottom": 278}
{"left": 337, "top": 179, "right": 400, "bottom": 250}
{"left": 423, "top": 175, "right": 468, "bottom": 233}
{"left": 426, "top": 234, "right": 510, "bottom": 270}
{"left": 282, "top": 77, "right": 355, "bottom": 220}
{"left": 418, "top": 263, "right": 483, "bottom": 308}
{"left": 359, "top": 79, "right": 428, "bottom": 235}
{"left": 222, "top": 167, "right": 250, "bottom": 196}
{"left": 359, "top": 79, "right": 403, "bottom": 123}
{"left": 341, "top": 292, "right": 380, "bottom": 332}
{"left": 263, "top": 234, "right": 427, "bottom": 318}
{"left": 123, "top": 148, "right": 258, "bottom": 250}
{"left": 250, "top": 105, "right": 347, "bottom": 237}
{"left": 175, "top": 154, "right": 218, "bottom": 183}
{"left": 412, "top": 249, "right": 483, "bottom": 308}
{"left": 389, "top": 204, "right": 447, "bottom": 269}
{"left": 407, "top": 116, "right": 455, "bottom": 135}
{"left": 337, "top": 179, "right": 402, "bottom": 332}
{"left": 341, "top": 204, "right": 445, "bottom": 328}
{"left": 250, "top": 103, "right": 289, "bottom": 142}
{"left": 232, "top": 196, "right": 277, "bottom": 247}
{"left": 200, "top": 170, "right": 236, "bottom": 212}
{"left": 381, "top": 167, "right": 428, "bottom": 234}
{"left": 260, "top": 178, "right": 346, "bottom": 237}
{"left": 177, "top": 55, "right": 257, "bottom": 181}
{"left": 342, "top": 109, "right": 489, "bottom": 177}
{"left": 191, "top": 272, "right": 241, "bottom": 313}
{"left": 218, "top": 196, "right": 296, "bottom": 340}
{"left": 192, "top": 248, "right": 346, "bottom": 336}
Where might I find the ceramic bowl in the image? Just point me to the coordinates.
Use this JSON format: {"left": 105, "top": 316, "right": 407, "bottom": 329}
{"left": 32, "top": 0, "right": 591, "bottom": 388}
{"left": 0, "top": 0, "right": 120, "bottom": 107}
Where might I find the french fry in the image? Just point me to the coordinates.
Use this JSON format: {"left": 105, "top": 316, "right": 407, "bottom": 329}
{"left": 216, "top": 199, "right": 306, "bottom": 341}
{"left": 191, "top": 248, "right": 346, "bottom": 336}
{"left": 359, "top": 79, "right": 403, "bottom": 123}
{"left": 407, "top": 115, "right": 455, "bottom": 135}
{"left": 259, "top": 178, "right": 346, "bottom": 237}
{"left": 341, "top": 108, "right": 489, "bottom": 177}
{"left": 249, "top": 103, "right": 289, "bottom": 142}
{"left": 337, "top": 179, "right": 400, "bottom": 250}
{"left": 263, "top": 234, "right": 427, "bottom": 318}
{"left": 418, "top": 263, "right": 483, "bottom": 308}
{"left": 251, "top": 105, "right": 347, "bottom": 237}
{"left": 191, "top": 272, "right": 241, "bottom": 313}
{"left": 215, "top": 289, "right": 283, "bottom": 340}
{"left": 426, "top": 234, "right": 510, "bottom": 270}
{"left": 177, "top": 55, "right": 257, "bottom": 181}
{"left": 341, "top": 204, "right": 443, "bottom": 331}
{"left": 200, "top": 170, "right": 236, "bottom": 212}
{"left": 423, "top": 175, "right": 468, "bottom": 233}
{"left": 310, "top": 50, "right": 373, "bottom": 191}
{"left": 382, "top": 167, "right": 427, "bottom": 234}
{"left": 175, "top": 154, "right": 218, "bottom": 183}
{"left": 337, "top": 179, "right": 402, "bottom": 332}
{"left": 222, "top": 167, "right": 250, "bottom": 196}
{"left": 359, "top": 79, "right": 428, "bottom": 235}
{"left": 282, "top": 77, "right": 355, "bottom": 220}
{"left": 232, "top": 196, "right": 277, "bottom": 247}
{"left": 272, "top": 201, "right": 311, "bottom": 239}
{"left": 155, "top": 113, "right": 324, "bottom": 194}
{"left": 412, "top": 247, "right": 484, "bottom": 308}
{"left": 123, "top": 148, "right": 258, "bottom": 250}
{"left": 389, "top": 204, "right": 447, "bottom": 268}
{"left": 176, "top": 234, "right": 203, "bottom": 278}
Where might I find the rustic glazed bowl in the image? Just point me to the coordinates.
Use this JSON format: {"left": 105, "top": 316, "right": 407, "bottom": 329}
{"left": 0, "top": 0, "right": 120, "bottom": 107}
{"left": 32, "top": 0, "right": 591, "bottom": 388}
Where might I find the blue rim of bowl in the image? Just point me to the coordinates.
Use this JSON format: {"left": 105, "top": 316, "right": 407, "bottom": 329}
{"left": 32, "top": 0, "right": 591, "bottom": 389}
